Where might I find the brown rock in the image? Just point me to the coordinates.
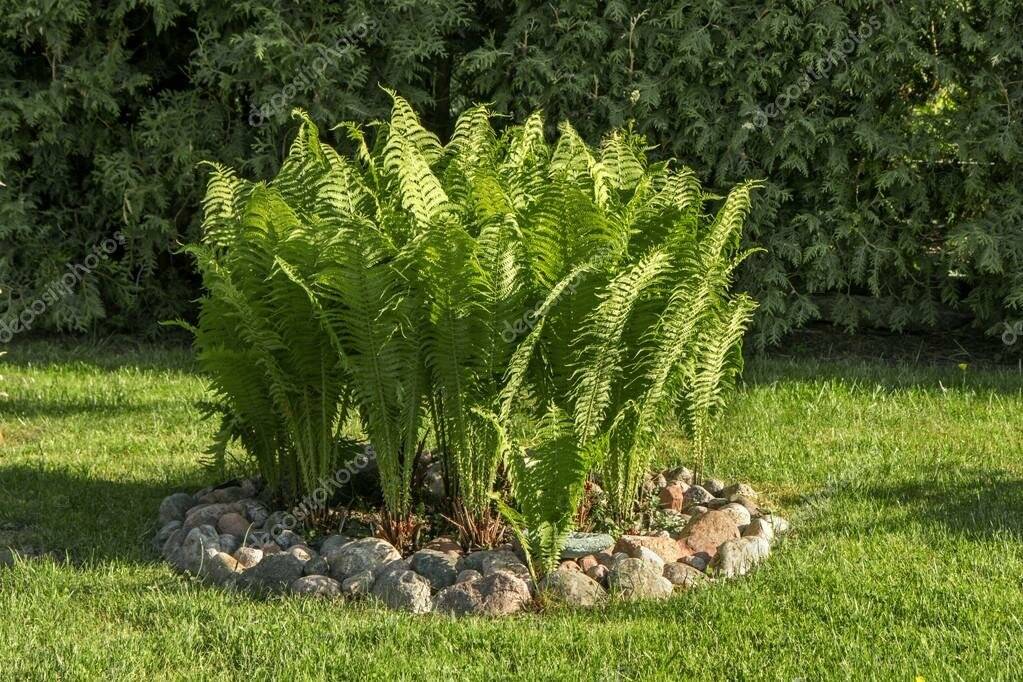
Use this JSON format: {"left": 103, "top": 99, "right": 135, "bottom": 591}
{"left": 585, "top": 564, "right": 609, "bottom": 585}
{"left": 425, "top": 536, "right": 463, "bottom": 555}
{"left": 558, "top": 560, "right": 581, "bottom": 572}
{"left": 216, "top": 512, "right": 252, "bottom": 538}
{"left": 678, "top": 510, "right": 740, "bottom": 558}
{"left": 578, "top": 554, "right": 600, "bottom": 573}
{"left": 595, "top": 551, "right": 615, "bottom": 568}
{"left": 659, "top": 483, "right": 687, "bottom": 511}
{"left": 614, "top": 534, "right": 684, "bottom": 564}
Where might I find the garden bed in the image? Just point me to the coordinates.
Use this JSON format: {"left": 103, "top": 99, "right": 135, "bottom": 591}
{"left": 155, "top": 465, "right": 789, "bottom": 616}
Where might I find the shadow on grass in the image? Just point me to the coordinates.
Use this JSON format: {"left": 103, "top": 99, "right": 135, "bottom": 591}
{"left": 0, "top": 464, "right": 205, "bottom": 565}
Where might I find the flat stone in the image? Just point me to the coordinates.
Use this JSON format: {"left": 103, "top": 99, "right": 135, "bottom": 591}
{"left": 663, "top": 562, "right": 708, "bottom": 589}
{"left": 678, "top": 510, "right": 740, "bottom": 558}
{"left": 327, "top": 537, "right": 401, "bottom": 581}
{"left": 712, "top": 537, "right": 770, "bottom": 578}
{"left": 158, "top": 493, "right": 197, "bottom": 526}
{"left": 290, "top": 575, "right": 341, "bottom": 597}
{"left": 372, "top": 569, "right": 433, "bottom": 613}
{"left": 410, "top": 549, "right": 459, "bottom": 591}
{"left": 607, "top": 558, "right": 673, "bottom": 601}
{"left": 560, "top": 532, "right": 615, "bottom": 559}
{"left": 539, "top": 568, "right": 605, "bottom": 606}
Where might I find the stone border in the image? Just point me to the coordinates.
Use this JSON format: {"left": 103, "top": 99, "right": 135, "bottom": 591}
{"left": 153, "top": 473, "right": 790, "bottom": 616}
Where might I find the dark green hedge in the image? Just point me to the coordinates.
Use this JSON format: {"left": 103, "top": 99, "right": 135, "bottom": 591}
{"left": 2, "top": 0, "right": 1020, "bottom": 346}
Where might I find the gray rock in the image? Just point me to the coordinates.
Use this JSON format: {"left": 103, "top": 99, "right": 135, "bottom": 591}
{"left": 722, "top": 482, "right": 758, "bottom": 501}
{"left": 198, "top": 549, "right": 243, "bottom": 585}
{"left": 243, "top": 531, "right": 272, "bottom": 548}
{"left": 712, "top": 537, "right": 771, "bottom": 578}
{"left": 456, "top": 569, "right": 482, "bottom": 584}
{"left": 287, "top": 545, "right": 316, "bottom": 563}
{"left": 216, "top": 512, "right": 252, "bottom": 538}
{"left": 422, "top": 461, "right": 446, "bottom": 503}
{"left": 432, "top": 581, "right": 483, "bottom": 616}
{"left": 703, "top": 478, "right": 726, "bottom": 495}
{"left": 290, "top": 575, "right": 342, "bottom": 597}
{"left": 158, "top": 492, "right": 196, "bottom": 526}
{"left": 560, "top": 532, "right": 615, "bottom": 559}
{"left": 153, "top": 520, "right": 182, "bottom": 551}
{"left": 319, "top": 535, "right": 351, "bottom": 559}
{"left": 607, "top": 558, "right": 673, "bottom": 601}
{"left": 635, "top": 546, "right": 665, "bottom": 573}
{"left": 765, "top": 514, "right": 790, "bottom": 536}
{"left": 372, "top": 569, "right": 433, "bottom": 614}
{"left": 585, "top": 564, "right": 608, "bottom": 585}
{"left": 720, "top": 502, "right": 752, "bottom": 527}
{"left": 476, "top": 570, "right": 532, "bottom": 615}
{"left": 410, "top": 549, "right": 459, "bottom": 591}
{"left": 705, "top": 497, "right": 729, "bottom": 509}
{"left": 183, "top": 503, "right": 234, "bottom": 530}
{"left": 664, "top": 466, "right": 694, "bottom": 485}
{"left": 273, "top": 529, "right": 304, "bottom": 550}
{"left": 742, "top": 517, "right": 774, "bottom": 541}
{"left": 170, "top": 525, "right": 222, "bottom": 573}
{"left": 0, "top": 548, "right": 16, "bottom": 568}
{"left": 539, "top": 568, "right": 606, "bottom": 606}
{"left": 238, "top": 552, "right": 305, "bottom": 594}
{"left": 682, "top": 485, "right": 714, "bottom": 506}
{"left": 234, "top": 499, "right": 270, "bottom": 527}
{"left": 234, "top": 546, "right": 263, "bottom": 569}
{"left": 218, "top": 534, "right": 241, "bottom": 556}
{"left": 341, "top": 570, "right": 375, "bottom": 597}
{"left": 682, "top": 553, "right": 711, "bottom": 572}
{"left": 662, "top": 562, "right": 708, "bottom": 589}
{"left": 303, "top": 555, "right": 329, "bottom": 577}
{"left": 479, "top": 551, "right": 531, "bottom": 583}
{"left": 327, "top": 537, "right": 401, "bottom": 581}
{"left": 161, "top": 528, "right": 186, "bottom": 560}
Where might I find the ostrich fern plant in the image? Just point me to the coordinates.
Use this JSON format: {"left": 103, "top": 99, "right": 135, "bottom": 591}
{"left": 189, "top": 95, "right": 758, "bottom": 559}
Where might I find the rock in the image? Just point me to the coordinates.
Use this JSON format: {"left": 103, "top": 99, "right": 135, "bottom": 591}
{"left": 730, "top": 495, "right": 760, "bottom": 515}
{"left": 208, "top": 485, "right": 246, "bottom": 504}
{"left": 595, "top": 551, "right": 615, "bottom": 568}
{"left": 684, "top": 504, "right": 709, "bottom": 517}
{"left": 607, "top": 558, "right": 673, "bottom": 601}
{"left": 653, "top": 474, "right": 668, "bottom": 489}
{"left": 170, "top": 525, "right": 222, "bottom": 573}
{"left": 463, "top": 550, "right": 530, "bottom": 583}
{"left": 476, "top": 571, "right": 532, "bottom": 616}
{"left": 560, "top": 532, "right": 615, "bottom": 559}
{"left": 341, "top": 570, "right": 375, "bottom": 597}
{"left": 234, "top": 546, "right": 263, "bottom": 569}
{"left": 720, "top": 503, "right": 752, "bottom": 527}
{"left": 153, "top": 520, "right": 182, "bottom": 551}
{"left": 239, "top": 552, "right": 305, "bottom": 594}
{"left": 577, "top": 554, "right": 600, "bottom": 573}
{"left": 610, "top": 551, "right": 631, "bottom": 569}
{"left": 424, "top": 536, "right": 462, "bottom": 555}
{"left": 539, "top": 568, "right": 605, "bottom": 606}
{"left": 585, "top": 564, "right": 608, "bottom": 585}
{"left": 422, "top": 461, "right": 446, "bottom": 503}
{"left": 303, "top": 555, "right": 329, "bottom": 576}
{"left": 327, "top": 537, "right": 401, "bottom": 582}
{"left": 198, "top": 549, "right": 243, "bottom": 585}
{"left": 682, "top": 553, "right": 711, "bottom": 572}
{"left": 273, "top": 529, "right": 304, "bottom": 550}
{"left": 635, "top": 547, "right": 665, "bottom": 573}
{"left": 161, "top": 528, "right": 186, "bottom": 560}
{"left": 158, "top": 492, "right": 197, "bottom": 526}
{"left": 0, "top": 548, "right": 16, "bottom": 568}
{"left": 456, "top": 569, "right": 482, "bottom": 583}
{"left": 558, "top": 560, "right": 580, "bottom": 572}
{"left": 260, "top": 542, "right": 281, "bottom": 555}
{"left": 288, "top": 545, "right": 316, "bottom": 563}
{"left": 682, "top": 485, "right": 714, "bottom": 506}
{"left": 614, "top": 535, "right": 683, "bottom": 564}
{"left": 290, "top": 575, "right": 342, "bottom": 597}
{"left": 409, "top": 549, "right": 460, "bottom": 592}
{"left": 742, "top": 518, "right": 773, "bottom": 541}
{"left": 217, "top": 512, "right": 252, "bottom": 538}
{"left": 705, "top": 497, "right": 729, "bottom": 510}
{"left": 261, "top": 511, "right": 289, "bottom": 534}
{"left": 664, "top": 466, "right": 693, "bottom": 485}
{"left": 243, "top": 531, "right": 272, "bottom": 548}
{"left": 374, "top": 558, "right": 411, "bottom": 581}
{"left": 319, "top": 535, "right": 351, "bottom": 559}
{"left": 712, "top": 537, "right": 770, "bottom": 578}
{"left": 764, "top": 514, "right": 791, "bottom": 536}
{"left": 703, "top": 478, "right": 726, "bottom": 495}
{"left": 218, "top": 534, "right": 241, "bottom": 556}
{"left": 372, "top": 569, "right": 433, "bottom": 613}
{"left": 659, "top": 484, "right": 687, "bottom": 511}
{"left": 432, "top": 581, "right": 483, "bottom": 616}
{"left": 721, "top": 482, "right": 758, "bottom": 501}
{"left": 663, "top": 562, "right": 708, "bottom": 589}
{"left": 678, "top": 510, "right": 740, "bottom": 558}
{"left": 182, "top": 503, "right": 234, "bottom": 530}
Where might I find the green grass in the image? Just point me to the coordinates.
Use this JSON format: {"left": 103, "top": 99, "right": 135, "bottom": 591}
{"left": 1, "top": 340, "right": 1022, "bottom": 680}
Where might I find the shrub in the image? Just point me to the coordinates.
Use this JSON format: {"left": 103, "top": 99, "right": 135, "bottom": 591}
{"left": 190, "top": 97, "right": 757, "bottom": 561}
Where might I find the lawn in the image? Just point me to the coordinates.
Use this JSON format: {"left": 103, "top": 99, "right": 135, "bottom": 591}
{"left": 1, "top": 339, "right": 1022, "bottom": 680}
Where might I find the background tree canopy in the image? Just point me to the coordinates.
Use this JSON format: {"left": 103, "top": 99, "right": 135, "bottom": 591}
{"left": 1, "top": 0, "right": 1020, "bottom": 347}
